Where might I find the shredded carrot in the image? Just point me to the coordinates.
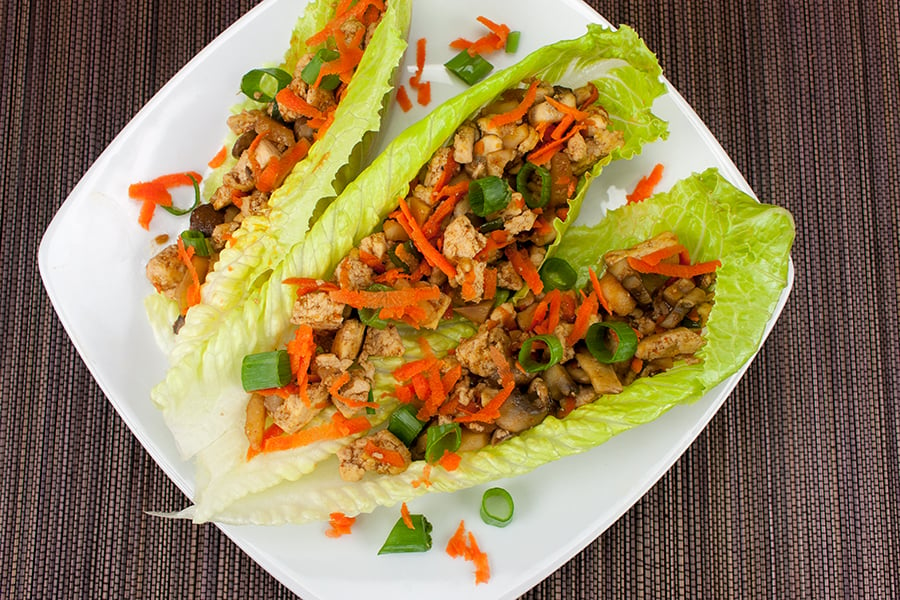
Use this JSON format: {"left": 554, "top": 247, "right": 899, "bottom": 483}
{"left": 128, "top": 171, "right": 201, "bottom": 229}
{"left": 416, "top": 80, "right": 431, "bottom": 107}
{"left": 475, "top": 229, "right": 514, "bottom": 261}
{"left": 461, "top": 268, "right": 479, "bottom": 302}
{"left": 401, "top": 502, "right": 415, "bottom": 530}
{"left": 505, "top": 246, "right": 543, "bottom": 294}
{"left": 283, "top": 277, "right": 339, "bottom": 298}
{"left": 315, "top": 28, "right": 365, "bottom": 88}
{"left": 533, "top": 289, "right": 561, "bottom": 334}
{"left": 257, "top": 138, "right": 311, "bottom": 193}
{"left": 631, "top": 357, "right": 644, "bottom": 373}
{"left": 483, "top": 267, "right": 497, "bottom": 300}
{"left": 441, "top": 363, "right": 463, "bottom": 395}
{"left": 588, "top": 267, "right": 611, "bottom": 315}
{"left": 550, "top": 113, "right": 576, "bottom": 140}
{"left": 325, "top": 512, "right": 356, "bottom": 538}
{"left": 489, "top": 79, "right": 539, "bottom": 128}
{"left": 365, "top": 439, "right": 407, "bottom": 467}
{"left": 467, "top": 531, "right": 491, "bottom": 585}
{"left": 394, "top": 383, "right": 416, "bottom": 403}
{"left": 451, "top": 16, "right": 510, "bottom": 56}
{"left": 313, "top": 111, "right": 336, "bottom": 140}
{"left": 409, "top": 37, "right": 427, "bottom": 88}
{"left": 275, "top": 88, "right": 327, "bottom": 120}
{"left": 544, "top": 95, "right": 590, "bottom": 120}
{"left": 305, "top": 0, "right": 384, "bottom": 47}
{"left": 330, "top": 285, "right": 440, "bottom": 309}
{"left": 626, "top": 163, "right": 665, "bottom": 203}
{"left": 527, "top": 123, "right": 585, "bottom": 166}
{"left": 396, "top": 84, "right": 413, "bottom": 112}
{"left": 456, "top": 346, "right": 514, "bottom": 423}
{"left": 626, "top": 256, "right": 722, "bottom": 278}
{"left": 423, "top": 183, "right": 467, "bottom": 237}
{"left": 397, "top": 198, "right": 458, "bottom": 278}
{"left": 263, "top": 412, "right": 369, "bottom": 454}
{"left": 640, "top": 243, "right": 688, "bottom": 267}
{"left": 357, "top": 249, "right": 386, "bottom": 273}
{"left": 246, "top": 132, "right": 266, "bottom": 179}
{"left": 246, "top": 422, "right": 285, "bottom": 461}
{"left": 286, "top": 325, "right": 315, "bottom": 405}
{"left": 207, "top": 145, "right": 228, "bottom": 168}
{"left": 175, "top": 237, "right": 201, "bottom": 313}
{"left": 578, "top": 82, "right": 599, "bottom": 110}
{"left": 393, "top": 356, "right": 440, "bottom": 382}
{"left": 446, "top": 520, "right": 469, "bottom": 558}
{"left": 566, "top": 292, "right": 600, "bottom": 346}
{"left": 438, "top": 449, "right": 462, "bottom": 471}
{"left": 411, "top": 464, "right": 433, "bottom": 488}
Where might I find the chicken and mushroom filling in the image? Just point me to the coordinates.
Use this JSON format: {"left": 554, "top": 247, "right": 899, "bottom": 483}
{"left": 241, "top": 78, "right": 638, "bottom": 474}
{"left": 144, "top": 6, "right": 387, "bottom": 325}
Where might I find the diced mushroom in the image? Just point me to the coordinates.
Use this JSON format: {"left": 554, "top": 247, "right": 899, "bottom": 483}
{"left": 635, "top": 327, "right": 706, "bottom": 360}
{"left": 494, "top": 378, "right": 551, "bottom": 433}
{"left": 543, "top": 364, "right": 578, "bottom": 401}
{"left": 574, "top": 350, "right": 623, "bottom": 395}
{"left": 597, "top": 271, "right": 637, "bottom": 316}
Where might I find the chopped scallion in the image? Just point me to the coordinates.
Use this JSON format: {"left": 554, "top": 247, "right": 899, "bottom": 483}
{"left": 378, "top": 513, "right": 433, "bottom": 554}
{"left": 240, "top": 68, "right": 292, "bottom": 103}
{"left": 479, "top": 218, "right": 505, "bottom": 233}
{"left": 516, "top": 162, "right": 551, "bottom": 209}
{"left": 480, "top": 487, "right": 514, "bottom": 527}
{"left": 388, "top": 404, "right": 426, "bottom": 447}
{"left": 539, "top": 257, "right": 577, "bottom": 291}
{"left": 424, "top": 422, "right": 461, "bottom": 464}
{"left": 468, "top": 176, "right": 512, "bottom": 217}
{"left": 160, "top": 174, "right": 201, "bottom": 217}
{"left": 518, "top": 334, "right": 564, "bottom": 373}
{"left": 444, "top": 50, "right": 494, "bottom": 85}
{"left": 505, "top": 31, "right": 521, "bottom": 54}
{"left": 241, "top": 350, "right": 291, "bottom": 391}
{"left": 585, "top": 321, "right": 638, "bottom": 364}
{"left": 300, "top": 48, "right": 342, "bottom": 90}
{"left": 492, "top": 288, "right": 512, "bottom": 308}
{"left": 179, "top": 230, "right": 210, "bottom": 257}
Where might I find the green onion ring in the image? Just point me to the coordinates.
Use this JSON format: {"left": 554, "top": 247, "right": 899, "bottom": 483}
{"left": 585, "top": 321, "right": 639, "bottom": 364}
{"left": 518, "top": 334, "right": 565, "bottom": 373}
{"left": 424, "top": 422, "right": 461, "bottom": 464}
{"left": 160, "top": 174, "right": 201, "bottom": 217}
{"left": 240, "top": 68, "right": 292, "bottom": 103}
{"left": 444, "top": 50, "right": 494, "bottom": 86}
{"left": 539, "top": 257, "right": 577, "bottom": 291}
{"left": 468, "top": 176, "right": 512, "bottom": 217}
{"left": 480, "top": 487, "right": 514, "bottom": 527}
{"left": 388, "top": 404, "right": 426, "bottom": 447}
{"left": 516, "top": 162, "right": 551, "bottom": 209}
{"left": 179, "top": 229, "right": 210, "bottom": 257}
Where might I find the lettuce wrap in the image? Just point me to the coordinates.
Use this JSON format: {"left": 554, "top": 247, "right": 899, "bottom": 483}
{"left": 145, "top": 0, "right": 412, "bottom": 358}
{"left": 155, "top": 25, "right": 671, "bottom": 518}
{"left": 185, "top": 168, "right": 794, "bottom": 524}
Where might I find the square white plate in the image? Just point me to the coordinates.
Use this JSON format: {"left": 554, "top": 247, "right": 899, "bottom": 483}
{"left": 39, "top": 0, "right": 793, "bottom": 598}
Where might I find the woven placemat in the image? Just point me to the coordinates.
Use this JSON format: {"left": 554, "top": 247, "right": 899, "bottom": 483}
{"left": 3, "top": 0, "right": 899, "bottom": 597}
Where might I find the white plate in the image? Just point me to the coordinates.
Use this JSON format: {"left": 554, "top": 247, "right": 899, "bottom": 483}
{"left": 38, "top": 0, "right": 793, "bottom": 598}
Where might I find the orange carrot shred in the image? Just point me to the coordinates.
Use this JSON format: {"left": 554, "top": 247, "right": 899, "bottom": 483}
{"left": 489, "top": 79, "right": 539, "bottom": 128}
{"left": 631, "top": 357, "right": 644, "bottom": 373}
{"left": 467, "top": 532, "right": 491, "bottom": 584}
{"left": 588, "top": 267, "right": 612, "bottom": 315}
{"left": 438, "top": 449, "right": 462, "bottom": 471}
{"left": 396, "top": 85, "right": 413, "bottom": 112}
{"left": 416, "top": 80, "right": 431, "bottom": 106}
{"left": 397, "top": 198, "right": 458, "bottom": 278}
{"left": 483, "top": 267, "right": 497, "bottom": 300}
{"left": 401, "top": 502, "right": 415, "bottom": 530}
{"left": 329, "top": 285, "right": 440, "bottom": 309}
{"left": 263, "top": 412, "right": 369, "bottom": 454}
{"left": 505, "top": 246, "right": 543, "bottom": 294}
{"left": 626, "top": 256, "right": 722, "bottom": 278}
{"left": 286, "top": 325, "right": 315, "bottom": 405}
{"left": 566, "top": 292, "right": 600, "bottom": 346}
{"left": 175, "top": 237, "right": 201, "bottom": 313}
{"left": 411, "top": 464, "right": 433, "bottom": 488}
{"left": 626, "top": 163, "right": 665, "bottom": 203}
{"left": 640, "top": 243, "right": 688, "bottom": 266}
{"left": 325, "top": 512, "right": 356, "bottom": 538}
{"left": 527, "top": 123, "right": 584, "bottom": 166}
{"left": 409, "top": 37, "right": 427, "bottom": 88}
{"left": 208, "top": 145, "right": 228, "bottom": 168}
{"left": 446, "top": 520, "right": 468, "bottom": 558}
{"left": 365, "top": 439, "right": 406, "bottom": 467}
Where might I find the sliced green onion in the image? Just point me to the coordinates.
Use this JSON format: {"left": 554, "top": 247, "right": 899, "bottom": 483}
{"left": 160, "top": 174, "right": 201, "bottom": 217}
{"left": 424, "top": 422, "right": 461, "bottom": 464}
{"left": 479, "top": 218, "right": 505, "bottom": 233}
{"left": 240, "top": 68, "right": 292, "bottom": 103}
{"left": 469, "top": 176, "right": 512, "bottom": 217}
{"left": 480, "top": 487, "right": 515, "bottom": 527}
{"left": 358, "top": 284, "right": 392, "bottom": 329}
{"left": 505, "top": 31, "right": 521, "bottom": 54}
{"left": 516, "top": 162, "right": 551, "bottom": 209}
{"left": 241, "top": 350, "right": 291, "bottom": 391}
{"left": 179, "top": 230, "right": 210, "bottom": 257}
{"left": 492, "top": 288, "right": 512, "bottom": 308}
{"left": 388, "top": 404, "right": 426, "bottom": 447}
{"left": 366, "top": 390, "right": 377, "bottom": 415}
{"left": 518, "top": 334, "right": 564, "bottom": 373}
{"left": 585, "top": 321, "right": 639, "bottom": 364}
{"left": 444, "top": 50, "right": 494, "bottom": 85}
{"left": 539, "top": 257, "right": 577, "bottom": 291}
{"left": 300, "top": 48, "right": 342, "bottom": 90}
{"left": 378, "top": 514, "right": 433, "bottom": 554}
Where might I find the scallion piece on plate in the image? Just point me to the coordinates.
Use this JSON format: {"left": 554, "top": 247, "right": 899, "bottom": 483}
{"left": 480, "top": 487, "right": 515, "bottom": 527}
{"left": 585, "top": 321, "right": 639, "bottom": 364}
{"left": 444, "top": 50, "right": 494, "bottom": 85}
{"left": 160, "top": 174, "right": 201, "bottom": 217}
{"left": 468, "top": 176, "right": 512, "bottom": 217}
{"left": 179, "top": 230, "right": 210, "bottom": 257}
{"left": 424, "top": 422, "right": 461, "bottom": 464}
{"left": 300, "top": 48, "right": 342, "bottom": 90}
{"left": 241, "top": 350, "right": 291, "bottom": 391}
{"left": 518, "top": 334, "right": 564, "bottom": 373}
{"left": 539, "top": 257, "right": 577, "bottom": 291}
{"left": 240, "top": 67, "right": 292, "bottom": 103}
{"left": 388, "top": 404, "right": 426, "bottom": 447}
{"left": 378, "top": 513, "right": 433, "bottom": 554}
{"left": 516, "top": 162, "right": 551, "bottom": 209}
{"left": 505, "top": 31, "right": 521, "bottom": 54}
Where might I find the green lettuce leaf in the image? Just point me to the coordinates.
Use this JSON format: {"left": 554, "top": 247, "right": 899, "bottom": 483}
{"left": 195, "top": 168, "right": 794, "bottom": 524}
{"left": 154, "top": 24, "right": 666, "bottom": 468}
{"left": 148, "top": 0, "right": 412, "bottom": 364}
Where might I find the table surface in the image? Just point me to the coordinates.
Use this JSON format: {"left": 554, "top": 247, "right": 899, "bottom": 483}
{"left": 4, "top": 0, "right": 899, "bottom": 598}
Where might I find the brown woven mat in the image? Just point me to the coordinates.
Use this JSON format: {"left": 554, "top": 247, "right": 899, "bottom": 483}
{"left": 4, "top": 0, "right": 899, "bottom": 597}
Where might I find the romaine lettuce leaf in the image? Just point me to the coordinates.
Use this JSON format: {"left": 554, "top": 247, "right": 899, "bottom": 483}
{"left": 195, "top": 168, "right": 794, "bottom": 525}
{"left": 147, "top": 0, "right": 412, "bottom": 364}
{"left": 155, "top": 24, "right": 667, "bottom": 469}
